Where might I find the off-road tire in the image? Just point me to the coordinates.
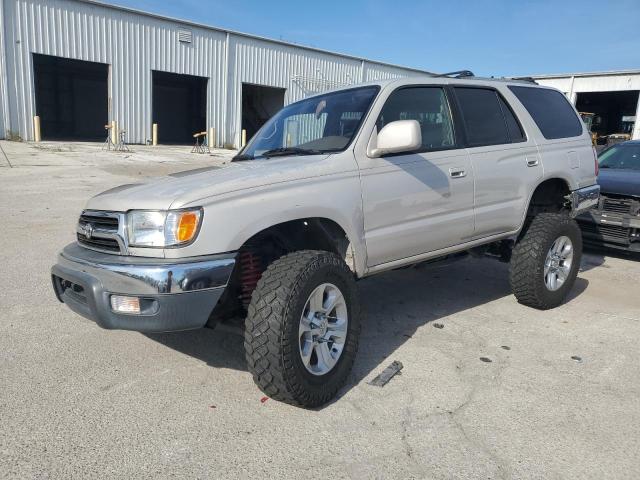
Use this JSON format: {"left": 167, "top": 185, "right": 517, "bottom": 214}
{"left": 244, "top": 250, "right": 360, "bottom": 408}
{"left": 509, "top": 212, "right": 582, "bottom": 310}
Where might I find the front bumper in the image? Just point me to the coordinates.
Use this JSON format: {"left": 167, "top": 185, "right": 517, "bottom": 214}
{"left": 577, "top": 210, "right": 640, "bottom": 252}
{"left": 569, "top": 184, "right": 600, "bottom": 217}
{"left": 51, "top": 243, "right": 236, "bottom": 332}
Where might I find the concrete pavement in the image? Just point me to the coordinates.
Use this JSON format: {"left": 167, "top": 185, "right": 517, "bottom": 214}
{"left": 1, "top": 140, "right": 639, "bottom": 479}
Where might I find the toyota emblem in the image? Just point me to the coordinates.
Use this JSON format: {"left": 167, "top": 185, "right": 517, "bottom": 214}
{"left": 82, "top": 223, "right": 94, "bottom": 239}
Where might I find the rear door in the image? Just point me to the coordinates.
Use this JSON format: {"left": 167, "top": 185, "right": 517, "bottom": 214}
{"left": 508, "top": 85, "right": 596, "bottom": 190}
{"left": 452, "top": 86, "right": 542, "bottom": 238}
{"left": 356, "top": 86, "right": 475, "bottom": 267}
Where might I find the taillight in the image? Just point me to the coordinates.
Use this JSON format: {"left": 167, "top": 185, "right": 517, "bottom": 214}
{"left": 593, "top": 146, "right": 599, "bottom": 176}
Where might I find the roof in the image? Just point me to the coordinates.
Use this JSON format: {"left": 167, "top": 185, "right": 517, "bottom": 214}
{"left": 78, "top": 0, "right": 434, "bottom": 76}
{"left": 529, "top": 69, "right": 640, "bottom": 79}
{"left": 329, "top": 74, "right": 543, "bottom": 90}
{"left": 297, "top": 75, "right": 546, "bottom": 102}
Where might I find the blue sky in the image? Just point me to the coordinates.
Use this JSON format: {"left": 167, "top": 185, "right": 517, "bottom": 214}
{"left": 110, "top": 0, "right": 639, "bottom": 77}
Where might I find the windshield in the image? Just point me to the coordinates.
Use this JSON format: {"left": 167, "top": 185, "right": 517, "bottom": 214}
{"left": 598, "top": 143, "right": 640, "bottom": 170}
{"left": 238, "top": 86, "right": 379, "bottom": 160}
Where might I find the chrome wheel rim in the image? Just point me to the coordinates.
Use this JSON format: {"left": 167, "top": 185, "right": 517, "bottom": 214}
{"left": 299, "top": 283, "right": 348, "bottom": 376}
{"left": 544, "top": 235, "right": 574, "bottom": 291}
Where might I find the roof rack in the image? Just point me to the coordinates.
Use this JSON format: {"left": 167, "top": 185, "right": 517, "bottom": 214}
{"left": 427, "top": 71, "right": 539, "bottom": 85}
{"left": 510, "top": 76, "right": 538, "bottom": 84}
{"left": 432, "top": 70, "right": 475, "bottom": 78}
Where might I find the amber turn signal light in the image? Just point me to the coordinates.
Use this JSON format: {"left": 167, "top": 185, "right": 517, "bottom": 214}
{"left": 176, "top": 211, "right": 199, "bottom": 243}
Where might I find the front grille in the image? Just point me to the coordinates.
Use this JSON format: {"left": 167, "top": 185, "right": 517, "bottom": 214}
{"left": 602, "top": 197, "right": 633, "bottom": 215}
{"left": 581, "top": 222, "right": 630, "bottom": 243}
{"left": 79, "top": 213, "right": 119, "bottom": 230}
{"left": 76, "top": 233, "right": 121, "bottom": 252}
{"left": 76, "top": 210, "right": 123, "bottom": 253}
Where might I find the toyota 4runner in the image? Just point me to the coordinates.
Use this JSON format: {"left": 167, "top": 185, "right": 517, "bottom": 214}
{"left": 52, "top": 76, "right": 600, "bottom": 407}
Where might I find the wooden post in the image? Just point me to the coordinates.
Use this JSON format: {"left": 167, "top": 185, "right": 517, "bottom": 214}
{"left": 111, "top": 120, "right": 118, "bottom": 144}
{"left": 33, "top": 116, "right": 41, "bottom": 142}
{"left": 208, "top": 127, "right": 215, "bottom": 149}
{"left": 241, "top": 129, "right": 247, "bottom": 148}
{"left": 152, "top": 123, "right": 158, "bottom": 146}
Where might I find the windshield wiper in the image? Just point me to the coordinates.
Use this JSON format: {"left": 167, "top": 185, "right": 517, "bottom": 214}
{"left": 261, "top": 147, "right": 322, "bottom": 158}
{"left": 232, "top": 153, "right": 254, "bottom": 162}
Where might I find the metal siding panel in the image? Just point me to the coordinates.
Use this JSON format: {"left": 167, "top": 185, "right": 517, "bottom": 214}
{"left": 3, "top": 0, "right": 422, "bottom": 144}
{"left": 1, "top": 0, "right": 225, "bottom": 142}
{"left": 229, "top": 35, "right": 380, "bottom": 146}
{"left": 0, "top": 0, "right": 6, "bottom": 137}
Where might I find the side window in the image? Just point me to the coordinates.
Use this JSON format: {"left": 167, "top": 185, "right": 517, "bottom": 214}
{"left": 498, "top": 95, "right": 526, "bottom": 143}
{"left": 454, "top": 87, "right": 509, "bottom": 147}
{"left": 508, "top": 86, "right": 583, "bottom": 139}
{"left": 377, "top": 87, "right": 455, "bottom": 151}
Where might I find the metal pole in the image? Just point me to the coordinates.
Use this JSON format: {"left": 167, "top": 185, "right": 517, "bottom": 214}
{"left": 633, "top": 96, "right": 640, "bottom": 140}
{"left": 33, "top": 116, "right": 41, "bottom": 142}
{"left": 152, "top": 123, "right": 158, "bottom": 146}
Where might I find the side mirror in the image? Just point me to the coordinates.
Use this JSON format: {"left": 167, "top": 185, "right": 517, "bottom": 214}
{"left": 369, "top": 120, "right": 422, "bottom": 158}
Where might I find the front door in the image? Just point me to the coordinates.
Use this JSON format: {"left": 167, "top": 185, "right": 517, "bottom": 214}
{"left": 356, "top": 86, "right": 475, "bottom": 267}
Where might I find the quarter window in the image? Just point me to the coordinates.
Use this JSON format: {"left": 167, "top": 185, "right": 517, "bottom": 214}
{"left": 498, "top": 95, "right": 526, "bottom": 143}
{"left": 454, "top": 87, "right": 510, "bottom": 147}
{"left": 509, "top": 86, "right": 583, "bottom": 139}
{"left": 377, "top": 87, "right": 455, "bottom": 151}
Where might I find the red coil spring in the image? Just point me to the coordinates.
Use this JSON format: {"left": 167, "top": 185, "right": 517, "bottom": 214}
{"left": 239, "top": 250, "right": 262, "bottom": 308}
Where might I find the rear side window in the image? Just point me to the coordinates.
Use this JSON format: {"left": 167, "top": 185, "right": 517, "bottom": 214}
{"left": 454, "top": 87, "right": 509, "bottom": 147}
{"left": 509, "top": 86, "right": 583, "bottom": 139}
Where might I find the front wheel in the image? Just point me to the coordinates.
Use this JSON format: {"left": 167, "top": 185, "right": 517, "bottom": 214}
{"left": 244, "top": 250, "right": 360, "bottom": 408}
{"left": 509, "top": 212, "right": 583, "bottom": 310}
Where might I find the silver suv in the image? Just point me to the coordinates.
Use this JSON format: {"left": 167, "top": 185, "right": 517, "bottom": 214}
{"left": 52, "top": 76, "right": 600, "bottom": 407}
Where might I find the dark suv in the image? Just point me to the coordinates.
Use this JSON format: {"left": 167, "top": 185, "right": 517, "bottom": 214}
{"left": 578, "top": 140, "right": 640, "bottom": 253}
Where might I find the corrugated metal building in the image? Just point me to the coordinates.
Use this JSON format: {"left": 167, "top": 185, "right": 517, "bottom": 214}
{"left": 533, "top": 70, "right": 640, "bottom": 141}
{"left": 0, "top": 0, "right": 429, "bottom": 147}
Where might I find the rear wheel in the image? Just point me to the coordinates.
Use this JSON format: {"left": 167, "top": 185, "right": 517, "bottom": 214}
{"left": 244, "top": 250, "right": 360, "bottom": 407}
{"left": 509, "top": 213, "right": 582, "bottom": 310}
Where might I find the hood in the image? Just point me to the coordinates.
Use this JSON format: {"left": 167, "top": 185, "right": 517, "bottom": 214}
{"left": 85, "top": 154, "right": 332, "bottom": 211}
{"left": 597, "top": 168, "right": 640, "bottom": 198}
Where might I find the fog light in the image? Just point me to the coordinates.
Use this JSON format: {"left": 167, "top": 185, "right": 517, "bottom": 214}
{"left": 110, "top": 295, "right": 141, "bottom": 314}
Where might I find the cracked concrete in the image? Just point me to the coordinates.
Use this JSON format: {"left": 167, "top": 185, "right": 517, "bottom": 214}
{"left": 1, "top": 140, "right": 639, "bottom": 479}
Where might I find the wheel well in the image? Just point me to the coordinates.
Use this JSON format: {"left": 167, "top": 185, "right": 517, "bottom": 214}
{"left": 210, "top": 218, "right": 354, "bottom": 322}
{"left": 242, "top": 218, "right": 351, "bottom": 260}
{"left": 526, "top": 179, "right": 571, "bottom": 217}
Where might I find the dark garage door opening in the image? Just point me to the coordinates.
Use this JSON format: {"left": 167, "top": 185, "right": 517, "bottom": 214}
{"left": 152, "top": 71, "right": 207, "bottom": 144}
{"left": 242, "top": 83, "right": 286, "bottom": 141}
{"left": 576, "top": 90, "right": 639, "bottom": 138}
{"left": 33, "top": 53, "right": 109, "bottom": 141}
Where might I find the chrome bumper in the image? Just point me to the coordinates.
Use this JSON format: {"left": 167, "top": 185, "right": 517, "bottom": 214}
{"left": 52, "top": 243, "right": 236, "bottom": 332}
{"left": 569, "top": 184, "right": 600, "bottom": 217}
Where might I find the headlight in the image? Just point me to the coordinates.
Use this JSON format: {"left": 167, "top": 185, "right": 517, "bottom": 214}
{"left": 127, "top": 209, "right": 202, "bottom": 247}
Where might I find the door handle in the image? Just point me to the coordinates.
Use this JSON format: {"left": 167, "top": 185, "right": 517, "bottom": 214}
{"left": 449, "top": 168, "right": 467, "bottom": 178}
{"left": 527, "top": 157, "right": 539, "bottom": 167}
